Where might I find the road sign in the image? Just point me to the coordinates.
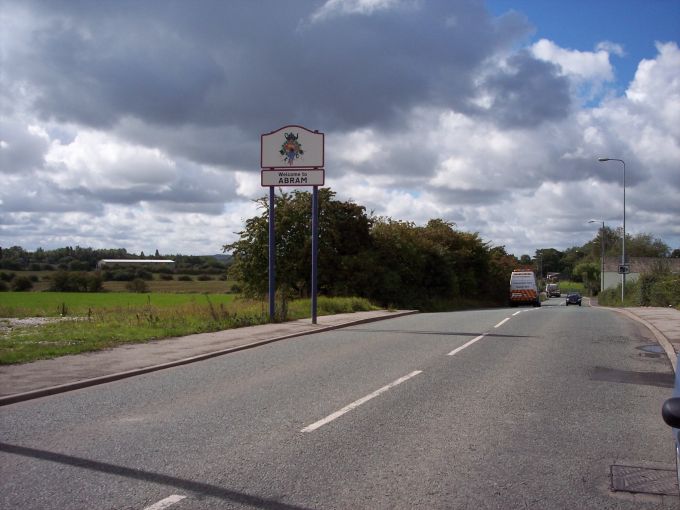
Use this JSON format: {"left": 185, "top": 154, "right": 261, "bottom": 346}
{"left": 261, "top": 169, "right": 325, "bottom": 187}
{"left": 261, "top": 125, "right": 324, "bottom": 169}
{"left": 261, "top": 125, "right": 325, "bottom": 325}
{"left": 618, "top": 264, "right": 630, "bottom": 274}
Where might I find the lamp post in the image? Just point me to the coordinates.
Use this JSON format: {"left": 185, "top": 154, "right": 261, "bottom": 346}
{"left": 588, "top": 219, "right": 605, "bottom": 293}
{"left": 598, "top": 157, "right": 626, "bottom": 302}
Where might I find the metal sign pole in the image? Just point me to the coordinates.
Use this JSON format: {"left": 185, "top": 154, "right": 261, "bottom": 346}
{"left": 268, "top": 186, "right": 276, "bottom": 322}
{"left": 311, "top": 185, "right": 318, "bottom": 324}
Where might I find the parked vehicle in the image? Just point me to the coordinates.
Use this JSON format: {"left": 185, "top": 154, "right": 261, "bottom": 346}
{"left": 565, "top": 293, "right": 582, "bottom": 306}
{"left": 509, "top": 270, "right": 541, "bottom": 307}
{"left": 546, "top": 283, "right": 561, "bottom": 297}
{"left": 662, "top": 353, "right": 680, "bottom": 495}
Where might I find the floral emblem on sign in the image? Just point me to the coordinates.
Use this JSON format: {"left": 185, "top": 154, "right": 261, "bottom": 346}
{"left": 279, "top": 132, "right": 304, "bottom": 166}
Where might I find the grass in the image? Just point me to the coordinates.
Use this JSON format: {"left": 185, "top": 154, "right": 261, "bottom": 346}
{"left": 556, "top": 281, "right": 586, "bottom": 295}
{"left": 0, "top": 292, "right": 237, "bottom": 318}
{"left": 0, "top": 295, "right": 377, "bottom": 365}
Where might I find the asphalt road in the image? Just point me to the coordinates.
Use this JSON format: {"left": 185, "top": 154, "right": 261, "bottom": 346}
{"left": 1, "top": 298, "right": 677, "bottom": 509}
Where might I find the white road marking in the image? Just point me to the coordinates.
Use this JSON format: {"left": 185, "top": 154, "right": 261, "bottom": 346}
{"left": 301, "top": 370, "right": 423, "bottom": 432}
{"left": 143, "top": 495, "right": 186, "bottom": 510}
{"left": 494, "top": 318, "right": 510, "bottom": 328}
{"left": 447, "top": 334, "right": 485, "bottom": 356}
{"left": 512, "top": 311, "right": 521, "bottom": 316}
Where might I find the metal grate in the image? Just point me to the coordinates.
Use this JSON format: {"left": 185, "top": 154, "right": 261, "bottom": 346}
{"left": 611, "top": 464, "right": 679, "bottom": 495}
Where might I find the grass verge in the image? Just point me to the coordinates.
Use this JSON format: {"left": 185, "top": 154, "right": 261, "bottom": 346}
{"left": 0, "top": 296, "right": 377, "bottom": 365}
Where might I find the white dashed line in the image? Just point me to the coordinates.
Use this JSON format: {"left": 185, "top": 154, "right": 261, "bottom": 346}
{"left": 512, "top": 311, "right": 521, "bottom": 316}
{"left": 143, "top": 495, "right": 186, "bottom": 510}
{"left": 494, "top": 318, "right": 510, "bottom": 328}
{"left": 301, "top": 370, "right": 423, "bottom": 432}
{"left": 447, "top": 334, "right": 485, "bottom": 356}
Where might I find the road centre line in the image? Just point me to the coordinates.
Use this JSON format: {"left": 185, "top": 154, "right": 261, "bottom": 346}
{"left": 143, "top": 495, "right": 186, "bottom": 510}
{"left": 447, "top": 334, "right": 485, "bottom": 356}
{"left": 512, "top": 311, "right": 521, "bottom": 316}
{"left": 301, "top": 370, "right": 423, "bottom": 432}
{"left": 494, "top": 318, "right": 510, "bottom": 328}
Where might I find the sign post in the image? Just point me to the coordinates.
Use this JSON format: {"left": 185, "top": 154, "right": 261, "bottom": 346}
{"left": 268, "top": 186, "right": 276, "bottom": 321}
{"left": 261, "top": 125, "right": 324, "bottom": 324}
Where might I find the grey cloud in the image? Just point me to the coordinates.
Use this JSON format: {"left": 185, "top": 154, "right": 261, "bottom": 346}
{"left": 7, "top": 0, "right": 532, "bottom": 135}
{"left": 0, "top": 179, "right": 104, "bottom": 214}
{"left": 72, "top": 167, "right": 238, "bottom": 212}
{"left": 428, "top": 187, "right": 506, "bottom": 206}
{"left": 477, "top": 52, "right": 571, "bottom": 127}
{"left": 0, "top": 120, "right": 49, "bottom": 174}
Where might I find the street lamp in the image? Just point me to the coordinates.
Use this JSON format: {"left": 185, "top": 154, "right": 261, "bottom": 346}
{"left": 588, "top": 219, "right": 605, "bottom": 293}
{"left": 598, "top": 157, "right": 626, "bottom": 302}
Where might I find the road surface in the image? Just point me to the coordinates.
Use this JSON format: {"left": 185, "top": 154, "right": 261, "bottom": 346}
{"left": 1, "top": 298, "right": 676, "bottom": 509}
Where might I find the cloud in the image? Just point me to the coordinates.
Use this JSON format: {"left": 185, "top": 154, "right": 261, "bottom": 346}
{"left": 309, "top": 0, "right": 409, "bottom": 23}
{"left": 531, "top": 38, "right": 615, "bottom": 82}
{"left": 1, "top": 2, "right": 678, "bottom": 256}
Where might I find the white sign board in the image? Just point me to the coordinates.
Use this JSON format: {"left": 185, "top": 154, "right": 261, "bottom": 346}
{"left": 261, "top": 169, "right": 325, "bottom": 187}
{"left": 261, "top": 125, "right": 324, "bottom": 169}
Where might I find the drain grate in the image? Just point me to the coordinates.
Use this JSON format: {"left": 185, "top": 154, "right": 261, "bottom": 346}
{"left": 591, "top": 366, "right": 674, "bottom": 388}
{"left": 611, "top": 464, "right": 679, "bottom": 495}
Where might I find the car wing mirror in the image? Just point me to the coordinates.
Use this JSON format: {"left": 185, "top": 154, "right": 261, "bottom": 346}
{"left": 662, "top": 397, "right": 680, "bottom": 428}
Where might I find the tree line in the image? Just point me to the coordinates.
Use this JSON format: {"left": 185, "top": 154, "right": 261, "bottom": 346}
{"left": 0, "top": 246, "right": 230, "bottom": 274}
{"left": 225, "top": 188, "right": 678, "bottom": 309}
{"left": 224, "top": 189, "right": 518, "bottom": 311}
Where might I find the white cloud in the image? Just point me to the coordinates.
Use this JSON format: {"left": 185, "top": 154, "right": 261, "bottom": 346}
{"left": 531, "top": 38, "right": 614, "bottom": 82}
{"left": 310, "top": 0, "right": 407, "bottom": 23}
{"left": 45, "top": 131, "right": 177, "bottom": 191}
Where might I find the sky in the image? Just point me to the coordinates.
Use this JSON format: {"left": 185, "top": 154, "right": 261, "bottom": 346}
{"left": 1, "top": 0, "right": 679, "bottom": 258}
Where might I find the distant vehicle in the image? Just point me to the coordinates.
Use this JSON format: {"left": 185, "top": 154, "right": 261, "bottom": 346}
{"left": 565, "top": 293, "right": 582, "bottom": 306}
{"left": 509, "top": 270, "right": 541, "bottom": 307}
{"left": 546, "top": 283, "right": 561, "bottom": 297}
{"left": 662, "top": 354, "right": 680, "bottom": 495}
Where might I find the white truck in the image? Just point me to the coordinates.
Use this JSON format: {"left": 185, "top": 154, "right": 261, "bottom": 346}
{"left": 509, "top": 270, "right": 541, "bottom": 307}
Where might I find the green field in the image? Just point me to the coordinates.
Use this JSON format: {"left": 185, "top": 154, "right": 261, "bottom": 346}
{"left": 0, "top": 292, "right": 237, "bottom": 318}
{"left": 0, "top": 294, "right": 377, "bottom": 364}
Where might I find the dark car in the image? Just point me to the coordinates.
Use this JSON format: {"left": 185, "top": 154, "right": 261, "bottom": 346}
{"left": 565, "top": 293, "right": 582, "bottom": 306}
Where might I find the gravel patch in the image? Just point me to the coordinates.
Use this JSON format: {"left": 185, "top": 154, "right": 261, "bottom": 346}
{"left": 0, "top": 317, "right": 79, "bottom": 334}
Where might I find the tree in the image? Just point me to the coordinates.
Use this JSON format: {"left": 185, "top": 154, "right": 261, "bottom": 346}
{"left": 224, "top": 189, "right": 374, "bottom": 314}
{"left": 573, "top": 262, "right": 600, "bottom": 294}
{"left": 625, "top": 233, "right": 670, "bottom": 258}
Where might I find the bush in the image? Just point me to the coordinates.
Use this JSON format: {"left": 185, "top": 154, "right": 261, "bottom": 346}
{"left": 0, "top": 281, "right": 8, "bottom": 292}
{"left": 87, "top": 273, "right": 104, "bottom": 292}
{"left": 49, "top": 271, "right": 103, "bottom": 292}
{"left": 125, "top": 278, "right": 149, "bottom": 293}
{"left": 197, "top": 274, "right": 213, "bottom": 281}
{"left": 0, "top": 271, "right": 15, "bottom": 282}
{"left": 178, "top": 275, "right": 193, "bottom": 281}
{"left": 599, "top": 272, "right": 680, "bottom": 308}
{"left": 159, "top": 274, "right": 174, "bottom": 281}
{"left": 11, "top": 276, "right": 34, "bottom": 291}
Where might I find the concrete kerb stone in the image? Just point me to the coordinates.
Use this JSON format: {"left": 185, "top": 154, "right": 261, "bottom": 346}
{"left": 603, "top": 307, "right": 677, "bottom": 373}
{"left": 0, "top": 310, "right": 419, "bottom": 406}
